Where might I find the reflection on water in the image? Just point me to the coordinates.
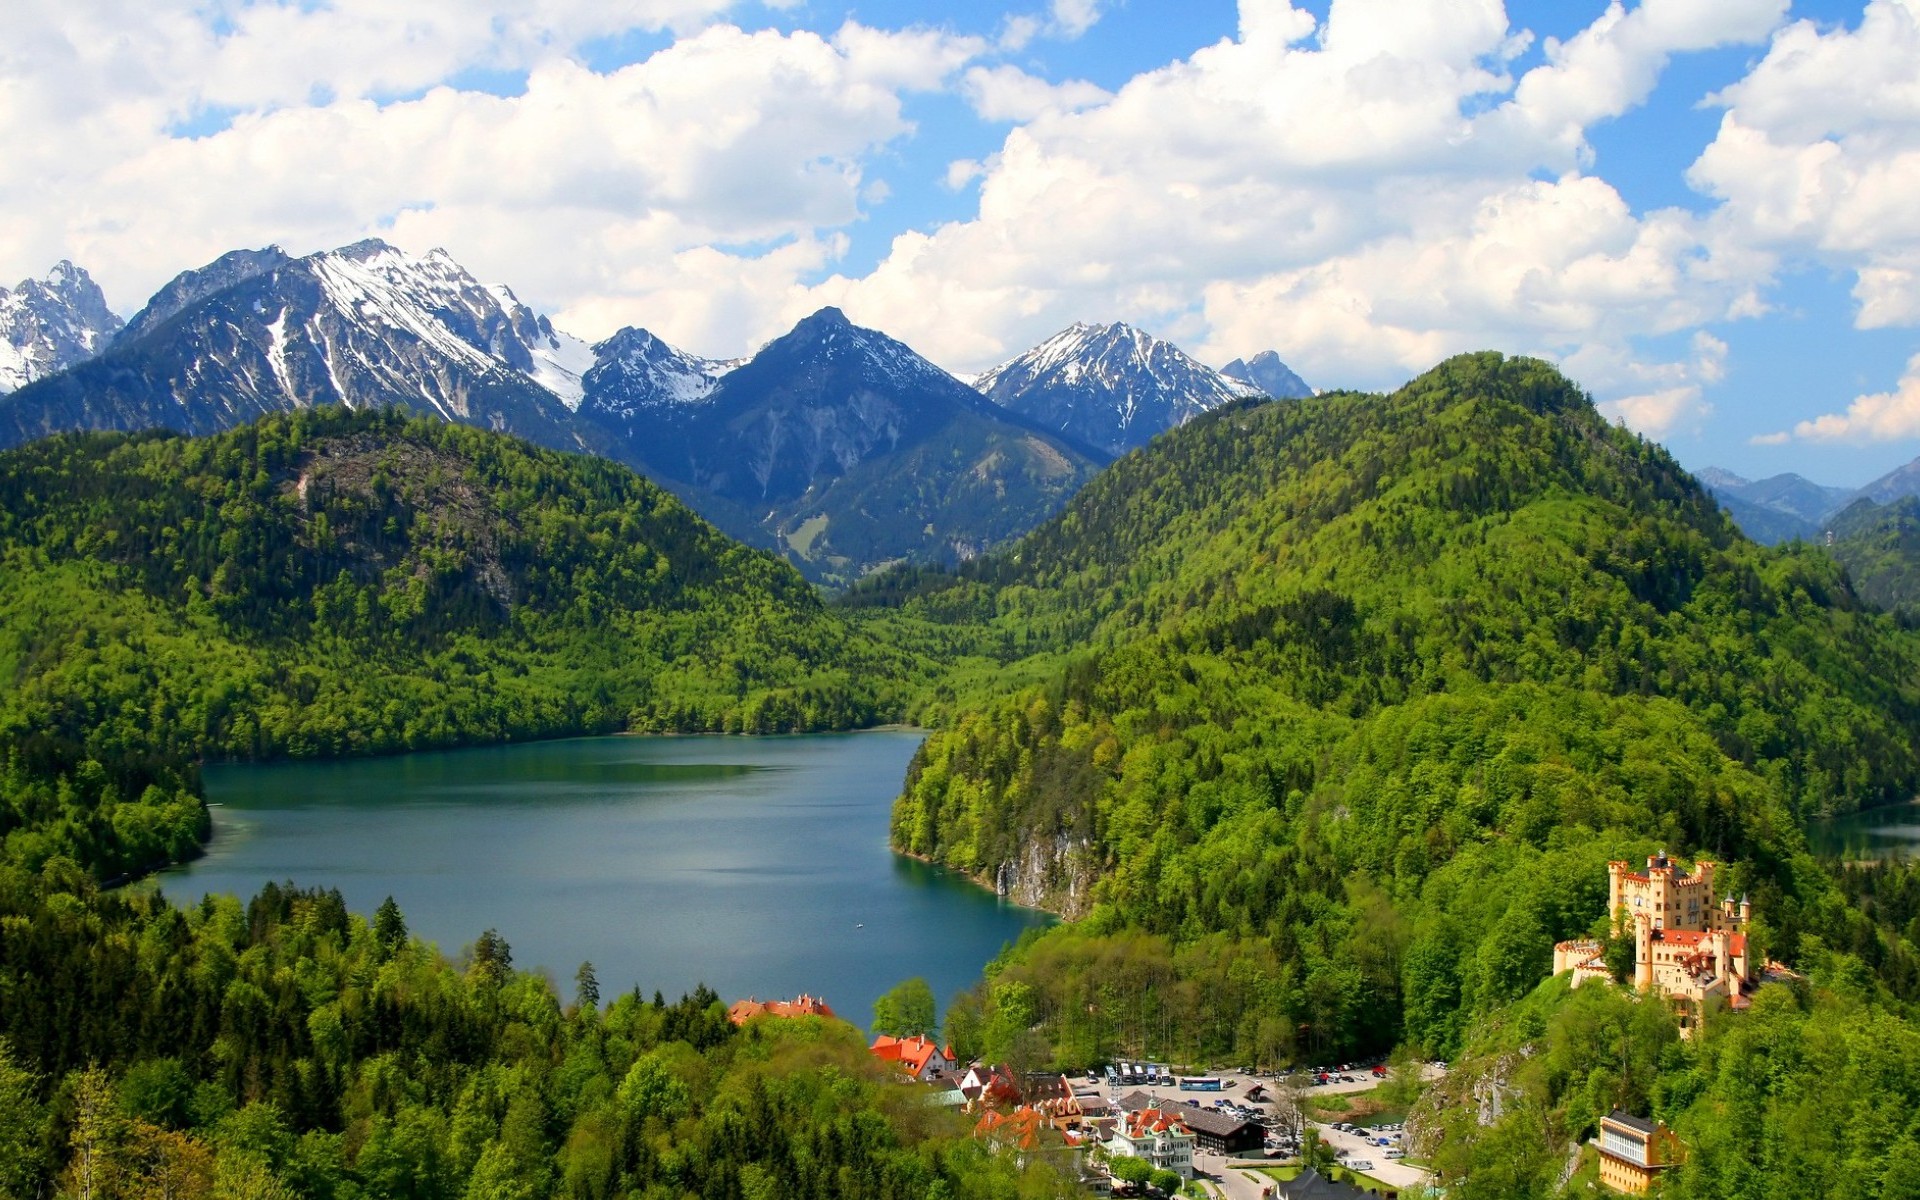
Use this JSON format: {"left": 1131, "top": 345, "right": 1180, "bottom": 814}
{"left": 158, "top": 731, "right": 1053, "bottom": 1030}
{"left": 1808, "top": 798, "right": 1920, "bottom": 862}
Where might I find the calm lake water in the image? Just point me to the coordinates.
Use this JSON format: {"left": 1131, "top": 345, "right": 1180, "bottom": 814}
{"left": 157, "top": 730, "right": 1052, "bottom": 1030}
{"left": 1808, "top": 799, "right": 1920, "bottom": 862}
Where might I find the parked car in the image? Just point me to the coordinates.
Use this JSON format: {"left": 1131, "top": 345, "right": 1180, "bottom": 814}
{"left": 1351, "top": 1160, "right": 1373, "bottom": 1171}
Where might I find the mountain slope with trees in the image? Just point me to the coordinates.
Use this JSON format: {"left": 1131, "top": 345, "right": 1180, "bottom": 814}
{"left": 1826, "top": 494, "right": 1920, "bottom": 621}
{"left": 867, "top": 353, "right": 1920, "bottom": 1070}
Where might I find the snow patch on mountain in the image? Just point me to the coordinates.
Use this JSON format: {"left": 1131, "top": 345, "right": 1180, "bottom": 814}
{"left": 974, "top": 321, "right": 1257, "bottom": 454}
{"left": 579, "top": 326, "right": 741, "bottom": 419}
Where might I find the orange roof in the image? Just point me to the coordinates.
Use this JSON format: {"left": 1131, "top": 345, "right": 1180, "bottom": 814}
{"left": 1123, "top": 1108, "right": 1191, "bottom": 1138}
{"left": 727, "top": 993, "right": 837, "bottom": 1025}
{"left": 869, "top": 1034, "right": 953, "bottom": 1075}
{"left": 975, "top": 1106, "right": 1047, "bottom": 1151}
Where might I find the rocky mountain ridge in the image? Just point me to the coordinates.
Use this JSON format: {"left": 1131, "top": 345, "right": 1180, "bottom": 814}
{"left": 972, "top": 320, "right": 1266, "bottom": 456}
{"left": 0, "top": 262, "right": 123, "bottom": 393}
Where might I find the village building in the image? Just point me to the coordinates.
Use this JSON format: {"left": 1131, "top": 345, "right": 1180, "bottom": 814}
{"left": 1179, "top": 1106, "right": 1266, "bottom": 1155}
{"left": 868, "top": 1034, "right": 956, "bottom": 1081}
{"left": 725, "top": 993, "right": 836, "bottom": 1024}
{"left": 1552, "top": 853, "right": 1761, "bottom": 1035}
{"left": 975, "top": 1107, "right": 1049, "bottom": 1156}
{"left": 1593, "top": 1110, "right": 1684, "bottom": 1194}
{"left": 1104, "top": 1107, "right": 1196, "bottom": 1179}
{"left": 956, "top": 1062, "right": 1024, "bottom": 1110}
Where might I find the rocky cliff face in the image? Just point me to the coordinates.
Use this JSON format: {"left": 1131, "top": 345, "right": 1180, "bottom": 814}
{"left": 989, "top": 834, "right": 1100, "bottom": 919}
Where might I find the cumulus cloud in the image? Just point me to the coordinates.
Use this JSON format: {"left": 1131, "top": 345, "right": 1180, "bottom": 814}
{"left": 1600, "top": 387, "right": 1708, "bottom": 437}
{"left": 1689, "top": 0, "right": 1920, "bottom": 328}
{"left": 998, "top": 0, "right": 1108, "bottom": 51}
{"left": 1786, "top": 353, "right": 1920, "bottom": 442}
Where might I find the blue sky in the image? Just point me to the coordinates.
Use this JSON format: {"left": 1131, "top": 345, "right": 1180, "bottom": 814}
{"left": 3, "top": 0, "right": 1919, "bottom": 487}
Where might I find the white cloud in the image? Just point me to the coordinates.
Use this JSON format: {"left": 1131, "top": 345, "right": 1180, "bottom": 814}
{"left": 1600, "top": 386, "right": 1708, "bottom": 437}
{"left": 961, "top": 65, "right": 1111, "bottom": 122}
{"left": 1689, "top": 0, "right": 1920, "bottom": 328}
{"left": 1788, "top": 353, "right": 1920, "bottom": 442}
{"left": 0, "top": 10, "right": 986, "bottom": 355}
{"left": 812, "top": 0, "right": 1782, "bottom": 415}
{"left": 998, "top": 0, "right": 1107, "bottom": 50}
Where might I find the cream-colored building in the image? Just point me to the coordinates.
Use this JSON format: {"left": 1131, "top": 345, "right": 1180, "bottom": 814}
{"left": 1553, "top": 853, "right": 1757, "bottom": 1035}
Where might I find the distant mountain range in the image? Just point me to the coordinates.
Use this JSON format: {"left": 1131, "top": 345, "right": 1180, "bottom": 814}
{"left": 1825, "top": 495, "right": 1920, "bottom": 616}
{"left": 1, "top": 243, "right": 1320, "bottom": 581}
{"left": 1700, "top": 464, "right": 1920, "bottom": 544}
{"left": 1220, "top": 350, "right": 1312, "bottom": 401}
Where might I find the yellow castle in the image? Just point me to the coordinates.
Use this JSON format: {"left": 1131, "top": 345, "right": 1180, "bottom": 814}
{"left": 1553, "top": 852, "right": 1756, "bottom": 1035}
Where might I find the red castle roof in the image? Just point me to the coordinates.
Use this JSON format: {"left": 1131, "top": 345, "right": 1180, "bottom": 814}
{"left": 727, "top": 993, "right": 837, "bottom": 1025}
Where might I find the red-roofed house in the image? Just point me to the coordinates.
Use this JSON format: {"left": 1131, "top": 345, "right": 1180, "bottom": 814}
{"left": 726, "top": 993, "right": 837, "bottom": 1025}
{"left": 869, "top": 1034, "right": 958, "bottom": 1080}
{"left": 957, "top": 1062, "right": 1024, "bottom": 1109}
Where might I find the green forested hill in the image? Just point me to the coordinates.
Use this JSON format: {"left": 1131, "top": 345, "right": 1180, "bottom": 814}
{"left": 0, "top": 408, "right": 907, "bottom": 880}
{"left": 872, "top": 353, "right": 1920, "bottom": 1070}
{"left": 1827, "top": 494, "right": 1920, "bottom": 621}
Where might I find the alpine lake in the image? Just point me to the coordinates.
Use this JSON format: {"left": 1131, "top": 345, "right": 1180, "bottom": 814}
{"left": 154, "top": 730, "right": 1053, "bottom": 1030}
{"left": 1808, "top": 797, "right": 1920, "bottom": 863}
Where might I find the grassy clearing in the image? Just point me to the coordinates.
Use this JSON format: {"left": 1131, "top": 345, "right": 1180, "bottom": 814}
{"left": 1301, "top": 1086, "right": 1409, "bottom": 1127}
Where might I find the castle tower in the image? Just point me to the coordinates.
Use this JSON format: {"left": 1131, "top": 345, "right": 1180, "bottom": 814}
{"left": 1634, "top": 913, "right": 1654, "bottom": 993}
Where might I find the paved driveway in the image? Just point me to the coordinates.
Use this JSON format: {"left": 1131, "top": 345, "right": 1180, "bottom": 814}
{"left": 1194, "top": 1150, "right": 1277, "bottom": 1200}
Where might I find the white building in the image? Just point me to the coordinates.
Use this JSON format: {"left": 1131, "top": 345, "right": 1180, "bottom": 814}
{"left": 1105, "top": 1108, "right": 1195, "bottom": 1179}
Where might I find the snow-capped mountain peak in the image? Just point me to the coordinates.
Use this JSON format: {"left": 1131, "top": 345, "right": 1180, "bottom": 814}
{"left": 0, "top": 261, "right": 124, "bottom": 393}
{"left": 578, "top": 326, "right": 741, "bottom": 419}
{"left": 973, "top": 320, "right": 1259, "bottom": 455}
{"left": 297, "top": 240, "right": 600, "bottom": 409}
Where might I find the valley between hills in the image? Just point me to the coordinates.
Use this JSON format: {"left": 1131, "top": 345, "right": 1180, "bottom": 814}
{"left": 2, "top": 249, "right": 1920, "bottom": 1200}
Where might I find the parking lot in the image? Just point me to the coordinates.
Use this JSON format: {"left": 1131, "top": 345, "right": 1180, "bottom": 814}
{"left": 1085, "top": 1064, "right": 1440, "bottom": 1194}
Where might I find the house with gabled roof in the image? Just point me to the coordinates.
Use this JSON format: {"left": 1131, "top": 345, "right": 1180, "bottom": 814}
{"left": 957, "top": 1062, "right": 1023, "bottom": 1109}
{"left": 1105, "top": 1107, "right": 1195, "bottom": 1179}
{"left": 869, "top": 1033, "right": 957, "bottom": 1080}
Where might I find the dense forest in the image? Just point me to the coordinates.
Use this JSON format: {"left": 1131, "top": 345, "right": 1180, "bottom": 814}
{"left": 861, "top": 354, "right": 1920, "bottom": 1195}
{"left": 0, "top": 870, "right": 1069, "bottom": 1199}
{"left": 0, "top": 409, "right": 915, "bottom": 882}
